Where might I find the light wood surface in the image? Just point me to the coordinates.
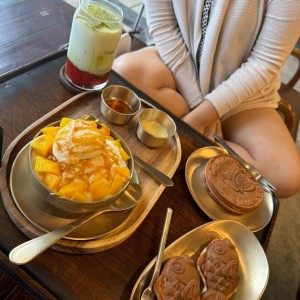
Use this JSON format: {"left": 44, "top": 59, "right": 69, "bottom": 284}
{"left": 1, "top": 92, "right": 181, "bottom": 253}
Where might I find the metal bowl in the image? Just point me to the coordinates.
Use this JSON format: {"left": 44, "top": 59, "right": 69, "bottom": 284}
{"left": 28, "top": 120, "right": 134, "bottom": 213}
{"left": 136, "top": 109, "right": 176, "bottom": 148}
{"left": 100, "top": 85, "right": 141, "bottom": 124}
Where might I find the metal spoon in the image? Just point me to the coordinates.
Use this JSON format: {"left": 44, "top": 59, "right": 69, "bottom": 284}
{"left": 9, "top": 183, "right": 142, "bottom": 265}
{"left": 140, "top": 208, "right": 173, "bottom": 300}
{"left": 133, "top": 154, "right": 173, "bottom": 187}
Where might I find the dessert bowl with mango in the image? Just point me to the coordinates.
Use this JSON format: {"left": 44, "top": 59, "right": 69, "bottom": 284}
{"left": 29, "top": 117, "right": 134, "bottom": 213}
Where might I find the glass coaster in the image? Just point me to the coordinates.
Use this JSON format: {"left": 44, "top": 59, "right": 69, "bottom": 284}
{"left": 59, "top": 65, "right": 88, "bottom": 94}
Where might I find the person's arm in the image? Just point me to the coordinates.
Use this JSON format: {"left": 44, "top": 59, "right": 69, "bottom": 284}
{"left": 206, "top": 0, "right": 300, "bottom": 118}
{"left": 182, "top": 99, "right": 219, "bottom": 134}
{"left": 184, "top": 0, "right": 300, "bottom": 135}
{"left": 144, "top": 0, "right": 203, "bottom": 106}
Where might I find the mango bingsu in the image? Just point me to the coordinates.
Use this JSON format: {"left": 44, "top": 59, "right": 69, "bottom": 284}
{"left": 30, "top": 118, "right": 131, "bottom": 202}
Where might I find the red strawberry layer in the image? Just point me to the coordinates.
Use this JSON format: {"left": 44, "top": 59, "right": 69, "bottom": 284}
{"left": 65, "top": 58, "right": 109, "bottom": 89}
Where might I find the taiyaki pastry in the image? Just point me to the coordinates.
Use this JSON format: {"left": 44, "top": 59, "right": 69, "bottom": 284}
{"left": 154, "top": 255, "right": 201, "bottom": 300}
{"left": 204, "top": 155, "right": 264, "bottom": 214}
{"left": 201, "top": 289, "right": 227, "bottom": 300}
{"left": 197, "top": 238, "right": 239, "bottom": 298}
{"left": 30, "top": 118, "right": 131, "bottom": 202}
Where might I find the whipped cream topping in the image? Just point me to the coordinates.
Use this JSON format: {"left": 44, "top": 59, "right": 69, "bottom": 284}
{"left": 53, "top": 119, "right": 106, "bottom": 164}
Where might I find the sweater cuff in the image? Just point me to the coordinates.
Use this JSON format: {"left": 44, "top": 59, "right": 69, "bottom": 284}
{"left": 205, "top": 83, "right": 240, "bottom": 117}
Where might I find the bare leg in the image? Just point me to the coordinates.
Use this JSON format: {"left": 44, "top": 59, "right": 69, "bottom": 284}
{"left": 113, "top": 47, "right": 300, "bottom": 197}
{"left": 221, "top": 108, "right": 300, "bottom": 198}
{"left": 113, "top": 47, "right": 190, "bottom": 117}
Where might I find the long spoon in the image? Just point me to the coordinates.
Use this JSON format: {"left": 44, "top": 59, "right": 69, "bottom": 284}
{"left": 133, "top": 154, "right": 173, "bottom": 187}
{"left": 140, "top": 208, "right": 173, "bottom": 300}
{"left": 9, "top": 183, "right": 142, "bottom": 265}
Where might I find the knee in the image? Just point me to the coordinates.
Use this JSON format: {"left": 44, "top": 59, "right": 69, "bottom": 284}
{"left": 113, "top": 53, "right": 137, "bottom": 81}
{"left": 275, "top": 163, "right": 300, "bottom": 198}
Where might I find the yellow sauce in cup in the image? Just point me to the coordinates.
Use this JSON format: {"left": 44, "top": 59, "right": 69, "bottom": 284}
{"left": 141, "top": 120, "right": 168, "bottom": 138}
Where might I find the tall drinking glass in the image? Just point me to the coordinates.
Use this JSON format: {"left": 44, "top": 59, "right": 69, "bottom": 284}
{"left": 65, "top": 0, "right": 123, "bottom": 90}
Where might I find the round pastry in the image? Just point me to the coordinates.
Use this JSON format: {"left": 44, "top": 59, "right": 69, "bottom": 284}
{"left": 197, "top": 238, "right": 239, "bottom": 298}
{"left": 154, "top": 255, "right": 201, "bottom": 300}
{"left": 201, "top": 289, "right": 227, "bottom": 300}
{"left": 204, "top": 154, "right": 264, "bottom": 214}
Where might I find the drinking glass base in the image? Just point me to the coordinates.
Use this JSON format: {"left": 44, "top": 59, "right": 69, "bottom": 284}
{"left": 59, "top": 65, "right": 107, "bottom": 94}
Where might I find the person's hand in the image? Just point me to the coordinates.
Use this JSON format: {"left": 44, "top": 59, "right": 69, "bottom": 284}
{"left": 202, "top": 119, "right": 222, "bottom": 141}
{"left": 182, "top": 99, "right": 222, "bottom": 139}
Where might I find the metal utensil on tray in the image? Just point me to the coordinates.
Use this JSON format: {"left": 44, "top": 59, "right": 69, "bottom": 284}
{"left": 140, "top": 208, "right": 173, "bottom": 300}
{"left": 9, "top": 183, "right": 142, "bottom": 265}
{"left": 213, "top": 133, "right": 276, "bottom": 193}
{"left": 133, "top": 154, "right": 173, "bottom": 187}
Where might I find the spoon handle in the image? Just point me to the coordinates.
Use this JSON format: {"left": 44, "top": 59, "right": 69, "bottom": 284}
{"left": 150, "top": 208, "right": 173, "bottom": 286}
{"left": 9, "top": 208, "right": 110, "bottom": 265}
{"left": 133, "top": 155, "right": 173, "bottom": 187}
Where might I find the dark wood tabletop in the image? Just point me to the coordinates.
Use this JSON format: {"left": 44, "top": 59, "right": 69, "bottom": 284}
{"left": 0, "top": 49, "right": 279, "bottom": 299}
{"left": 0, "top": 1, "right": 279, "bottom": 297}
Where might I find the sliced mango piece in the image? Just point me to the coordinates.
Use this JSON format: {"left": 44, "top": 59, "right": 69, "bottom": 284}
{"left": 42, "top": 173, "right": 61, "bottom": 191}
{"left": 88, "top": 121, "right": 98, "bottom": 128}
{"left": 112, "top": 139, "right": 130, "bottom": 161}
{"left": 114, "top": 166, "right": 131, "bottom": 179}
{"left": 60, "top": 117, "right": 73, "bottom": 127}
{"left": 41, "top": 126, "right": 60, "bottom": 138}
{"left": 119, "top": 146, "right": 130, "bottom": 161}
{"left": 58, "top": 181, "right": 85, "bottom": 201}
{"left": 110, "top": 174, "right": 125, "bottom": 195}
{"left": 112, "top": 139, "right": 121, "bottom": 147}
{"left": 89, "top": 179, "right": 111, "bottom": 200}
{"left": 99, "top": 123, "right": 110, "bottom": 137}
{"left": 30, "top": 134, "right": 54, "bottom": 157}
{"left": 34, "top": 156, "right": 61, "bottom": 175}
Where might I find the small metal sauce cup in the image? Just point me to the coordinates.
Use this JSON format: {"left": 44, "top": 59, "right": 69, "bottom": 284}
{"left": 136, "top": 108, "right": 176, "bottom": 148}
{"left": 100, "top": 85, "right": 141, "bottom": 124}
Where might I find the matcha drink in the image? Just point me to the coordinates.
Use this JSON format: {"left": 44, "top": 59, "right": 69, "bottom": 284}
{"left": 65, "top": 0, "right": 123, "bottom": 90}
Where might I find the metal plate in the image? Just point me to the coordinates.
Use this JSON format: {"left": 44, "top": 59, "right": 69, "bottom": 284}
{"left": 10, "top": 143, "right": 139, "bottom": 241}
{"left": 130, "top": 220, "right": 269, "bottom": 300}
{"left": 185, "top": 146, "right": 274, "bottom": 232}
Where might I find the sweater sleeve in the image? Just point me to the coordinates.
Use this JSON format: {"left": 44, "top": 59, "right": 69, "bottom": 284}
{"left": 144, "top": 0, "right": 203, "bottom": 107}
{"left": 206, "top": 0, "right": 300, "bottom": 117}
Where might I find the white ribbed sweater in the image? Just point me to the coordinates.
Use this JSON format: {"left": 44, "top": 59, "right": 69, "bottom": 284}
{"left": 144, "top": 0, "right": 300, "bottom": 118}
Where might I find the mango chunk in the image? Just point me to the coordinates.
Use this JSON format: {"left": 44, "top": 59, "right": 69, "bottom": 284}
{"left": 42, "top": 173, "right": 61, "bottom": 191}
{"left": 99, "top": 123, "right": 110, "bottom": 137}
{"left": 114, "top": 166, "right": 131, "bottom": 179}
{"left": 119, "top": 147, "right": 130, "bottom": 161}
{"left": 110, "top": 175, "right": 125, "bottom": 195}
{"left": 60, "top": 117, "right": 73, "bottom": 127}
{"left": 112, "top": 139, "right": 130, "bottom": 161}
{"left": 89, "top": 179, "right": 111, "bottom": 200}
{"left": 30, "top": 134, "right": 54, "bottom": 157}
{"left": 58, "top": 181, "right": 85, "bottom": 201}
{"left": 34, "top": 156, "right": 61, "bottom": 175}
{"left": 41, "top": 126, "right": 60, "bottom": 138}
{"left": 89, "top": 121, "right": 98, "bottom": 128}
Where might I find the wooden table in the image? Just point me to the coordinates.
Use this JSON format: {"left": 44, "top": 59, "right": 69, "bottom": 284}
{"left": 0, "top": 1, "right": 279, "bottom": 295}
{"left": 0, "top": 50, "right": 279, "bottom": 299}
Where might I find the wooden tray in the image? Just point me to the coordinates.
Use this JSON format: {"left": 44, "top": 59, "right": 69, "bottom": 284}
{"left": 0, "top": 91, "right": 181, "bottom": 254}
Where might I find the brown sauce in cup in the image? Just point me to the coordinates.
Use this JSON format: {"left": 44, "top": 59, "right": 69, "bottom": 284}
{"left": 106, "top": 99, "right": 132, "bottom": 114}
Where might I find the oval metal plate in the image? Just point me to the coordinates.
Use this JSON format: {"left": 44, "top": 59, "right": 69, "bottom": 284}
{"left": 130, "top": 220, "right": 269, "bottom": 300}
